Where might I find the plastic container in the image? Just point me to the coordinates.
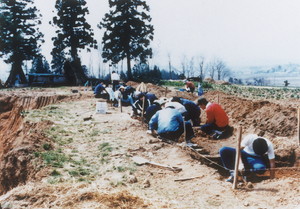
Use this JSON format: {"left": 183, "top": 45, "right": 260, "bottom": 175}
{"left": 96, "top": 102, "right": 107, "bottom": 114}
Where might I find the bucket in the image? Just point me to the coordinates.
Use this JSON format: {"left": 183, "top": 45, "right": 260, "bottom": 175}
{"left": 96, "top": 102, "right": 107, "bottom": 114}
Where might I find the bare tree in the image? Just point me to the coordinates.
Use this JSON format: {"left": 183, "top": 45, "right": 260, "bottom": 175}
{"left": 181, "top": 55, "right": 188, "bottom": 78}
{"left": 215, "top": 60, "right": 226, "bottom": 80}
{"left": 207, "top": 61, "right": 216, "bottom": 79}
{"left": 221, "top": 67, "right": 231, "bottom": 81}
{"left": 168, "top": 53, "right": 172, "bottom": 79}
{"left": 208, "top": 58, "right": 228, "bottom": 80}
{"left": 188, "top": 57, "right": 195, "bottom": 78}
{"left": 197, "top": 56, "right": 205, "bottom": 82}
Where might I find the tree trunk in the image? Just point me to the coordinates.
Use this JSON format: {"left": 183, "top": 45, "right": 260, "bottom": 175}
{"left": 126, "top": 53, "right": 132, "bottom": 81}
{"left": 4, "top": 61, "right": 27, "bottom": 87}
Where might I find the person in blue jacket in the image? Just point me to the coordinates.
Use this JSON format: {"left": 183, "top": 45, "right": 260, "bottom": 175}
{"left": 171, "top": 97, "right": 201, "bottom": 126}
{"left": 148, "top": 106, "right": 195, "bottom": 145}
{"left": 94, "top": 82, "right": 108, "bottom": 98}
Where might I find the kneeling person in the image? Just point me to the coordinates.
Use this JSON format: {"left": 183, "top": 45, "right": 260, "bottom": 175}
{"left": 219, "top": 134, "right": 275, "bottom": 182}
{"left": 148, "top": 106, "right": 194, "bottom": 144}
{"left": 197, "top": 97, "right": 230, "bottom": 138}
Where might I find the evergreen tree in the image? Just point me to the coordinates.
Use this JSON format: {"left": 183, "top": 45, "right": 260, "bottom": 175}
{"left": 51, "top": 44, "right": 65, "bottom": 74}
{"left": 51, "top": 0, "right": 97, "bottom": 84}
{"left": 30, "top": 55, "right": 50, "bottom": 74}
{"left": 0, "top": 0, "right": 44, "bottom": 86}
{"left": 99, "top": 0, "right": 154, "bottom": 81}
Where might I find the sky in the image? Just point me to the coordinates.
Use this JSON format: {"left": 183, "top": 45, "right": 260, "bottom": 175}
{"left": 1, "top": 0, "right": 300, "bottom": 80}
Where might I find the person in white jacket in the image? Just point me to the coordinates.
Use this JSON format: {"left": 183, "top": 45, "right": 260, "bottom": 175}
{"left": 111, "top": 71, "right": 120, "bottom": 91}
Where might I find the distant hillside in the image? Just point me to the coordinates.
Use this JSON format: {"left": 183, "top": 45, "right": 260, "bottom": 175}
{"left": 232, "top": 64, "right": 300, "bottom": 87}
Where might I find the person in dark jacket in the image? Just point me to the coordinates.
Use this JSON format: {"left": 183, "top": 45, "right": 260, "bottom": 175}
{"left": 94, "top": 82, "right": 108, "bottom": 98}
{"left": 171, "top": 97, "right": 200, "bottom": 126}
{"left": 145, "top": 100, "right": 163, "bottom": 123}
{"left": 132, "top": 92, "right": 158, "bottom": 116}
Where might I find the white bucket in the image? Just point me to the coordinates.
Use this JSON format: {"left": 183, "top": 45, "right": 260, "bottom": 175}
{"left": 96, "top": 102, "right": 107, "bottom": 114}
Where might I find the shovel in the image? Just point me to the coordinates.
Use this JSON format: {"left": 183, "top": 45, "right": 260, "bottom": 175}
{"left": 132, "top": 156, "right": 182, "bottom": 172}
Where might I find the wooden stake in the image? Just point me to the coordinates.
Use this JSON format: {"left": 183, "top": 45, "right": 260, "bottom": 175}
{"left": 232, "top": 126, "right": 242, "bottom": 189}
{"left": 165, "top": 87, "right": 168, "bottom": 97}
{"left": 141, "top": 96, "right": 145, "bottom": 124}
{"left": 183, "top": 117, "right": 186, "bottom": 142}
{"left": 298, "top": 108, "right": 300, "bottom": 146}
{"left": 120, "top": 99, "right": 122, "bottom": 113}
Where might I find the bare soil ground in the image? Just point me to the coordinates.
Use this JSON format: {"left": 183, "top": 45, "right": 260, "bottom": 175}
{"left": 0, "top": 84, "right": 299, "bottom": 208}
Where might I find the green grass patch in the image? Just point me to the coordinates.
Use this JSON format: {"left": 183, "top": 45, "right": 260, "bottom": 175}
{"left": 36, "top": 150, "right": 68, "bottom": 168}
{"left": 68, "top": 168, "right": 91, "bottom": 177}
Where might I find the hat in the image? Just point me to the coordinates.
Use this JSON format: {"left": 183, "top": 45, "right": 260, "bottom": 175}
{"left": 137, "top": 92, "right": 146, "bottom": 99}
{"left": 156, "top": 97, "right": 168, "bottom": 105}
{"left": 153, "top": 99, "right": 162, "bottom": 105}
{"left": 119, "top": 86, "right": 125, "bottom": 90}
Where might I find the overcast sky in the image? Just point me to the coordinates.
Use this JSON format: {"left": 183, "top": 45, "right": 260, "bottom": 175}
{"left": 1, "top": 0, "right": 300, "bottom": 80}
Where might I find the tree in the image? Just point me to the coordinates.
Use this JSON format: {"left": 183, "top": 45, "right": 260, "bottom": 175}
{"left": 284, "top": 80, "right": 290, "bottom": 87}
{"left": 188, "top": 57, "right": 194, "bottom": 78}
{"left": 168, "top": 53, "right": 172, "bottom": 80}
{"left": 0, "top": 0, "right": 44, "bottom": 86}
{"left": 99, "top": 0, "right": 154, "bottom": 81}
{"left": 197, "top": 56, "right": 205, "bottom": 82}
{"left": 221, "top": 67, "right": 231, "bottom": 80}
{"left": 207, "top": 59, "right": 228, "bottom": 80}
{"left": 51, "top": 0, "right": 97, "bottom": 84}
{"left": 51, "top": 44, "right": 65, "bottom": 74}
{"left": 30, "top": 56, "right": 50, "bottom": 74}
{"left": 181, "top": 55, "right": 187, "bottom": 79}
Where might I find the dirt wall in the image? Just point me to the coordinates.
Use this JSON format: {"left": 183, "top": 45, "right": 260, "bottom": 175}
{"left": 0, "top": 88, "right": 93, "bottom": 194}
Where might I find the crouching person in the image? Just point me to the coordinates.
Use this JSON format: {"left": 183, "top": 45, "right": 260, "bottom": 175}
{"left": 219, "top": 134, "right": 275, "bottom": 182}
{"left": 197, "top": 97, "right": 232, "bottom": 139}
{"left": 94, "top": 81, "right": 108, "bottom": 99}
{"left": 147, "top": 106, "right": 195, "bottom": 146}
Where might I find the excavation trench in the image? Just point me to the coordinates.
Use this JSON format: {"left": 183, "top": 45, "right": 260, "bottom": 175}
{"left": 0, "top": 89, "right": 93, "bottom": 195}
{"left": 0, "top": 85, "right": 299, "bottom": 194}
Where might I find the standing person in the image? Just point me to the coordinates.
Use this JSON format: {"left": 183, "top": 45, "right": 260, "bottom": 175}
{"left": 185, "top": 80, "right": 195, "bottom": 93}
{"left": 111, "top": 71, "right": 120, "bottom": 91}
{"left": 198, "top": 82, "right": 204, "bottom": 96}
{"left": 148, "top": 106, "right": 195, "bottom": 146}
{"left": 197, "top": 97, "right": 229, "bottom": 136}
{"left": 219, "top": 134, "right": 275, "bottom": 182}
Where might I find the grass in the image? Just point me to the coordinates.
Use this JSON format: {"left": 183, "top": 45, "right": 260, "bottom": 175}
{"left": 159, "top": 80, "right": 185, "bottom": 87}
{"left": 25, "top": 99, "right": 136, "bottom": 186}
{"left": 35, "top": 150, "right": 68, "bottom": 168}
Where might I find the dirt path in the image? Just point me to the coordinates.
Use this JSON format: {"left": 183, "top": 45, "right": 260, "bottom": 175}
{"left": 0, "top": 96, "right": 299, "bottom": 208}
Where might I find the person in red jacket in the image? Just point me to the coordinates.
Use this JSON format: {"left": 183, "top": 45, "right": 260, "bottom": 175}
{"left": 197, "top": 97, "right": 229, "bottom": 136}
{"left": 185, "top": 81, "right": 195, "bottom": 93}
